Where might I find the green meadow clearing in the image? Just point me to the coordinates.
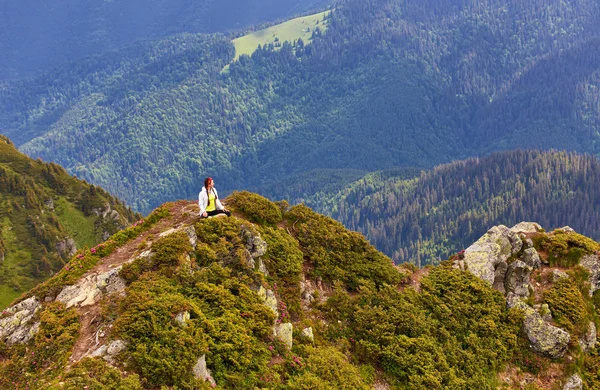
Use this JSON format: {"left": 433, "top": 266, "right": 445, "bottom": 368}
{"left": 231, "top": 10, "right": 330, "bottom": 61}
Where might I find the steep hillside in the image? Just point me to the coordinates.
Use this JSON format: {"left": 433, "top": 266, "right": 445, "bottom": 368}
{"left": 321, "top": 150, "right": 600, "bottom": 266}
{"left": 0, "top": 0, "right": 330, "bottom": 80}
{"left": 2, "top": 0, "right": 600, "bottom": 212}
{"left": 1, "top": 192, "right": 599, "bottom": 389}
{"left": 0, "top": 135, "right": 138, "bottom": 308}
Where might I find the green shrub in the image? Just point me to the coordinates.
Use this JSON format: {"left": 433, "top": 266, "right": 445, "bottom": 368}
{"left": 61, "top": 357, "right": 143, "bottom": 389}
{"left": 226, "top": 191, "right": 283, "bottom": 225}
{"left": 533, "top": 231, "right": 600, "bottom": 267}
{"left": 543, "top": 278, "right": 589, "bottom": 335}
{"left": 285, "top": 346, "right": 371, "bottom": 389}
{"left": 286, "top": 204, "right": 402, "bottom": 290}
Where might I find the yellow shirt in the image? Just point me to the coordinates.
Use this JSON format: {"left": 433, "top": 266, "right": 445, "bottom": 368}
{"left": 206, "top": 191, "right": 217, "bottom": 212}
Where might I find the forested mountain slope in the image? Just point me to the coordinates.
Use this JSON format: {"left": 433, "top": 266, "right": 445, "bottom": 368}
{"left": 321, "top": 150, "right": 600, "bottom": 265}
{"left": 0, "top": 135, "right": 138, "bottom": 308}
{"left": 0, "top": 0, "right": 330, "bottom": 80}
{"left": 1, "top": 192, "right": 600, "bottom": 389}
{"left": 3, "top": 0, "right": 600, "bottom": 212}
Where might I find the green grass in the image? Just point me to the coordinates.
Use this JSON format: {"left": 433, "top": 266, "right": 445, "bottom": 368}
{"left": 54, "top": 197, "right": 99, "bottom": 249}
{"left": 0, "top": 285, "right": 20, "bottom": 309}
{"left": 231, "top": 10, "right": 330, "bottom": 61}
{"left": 0, "top": 217, "right": 34, "bottom": 308}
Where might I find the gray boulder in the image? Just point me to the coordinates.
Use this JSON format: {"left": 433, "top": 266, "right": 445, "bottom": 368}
{"left": 193, "top": 354, "right": 216, "bottom": 387}
{"left": 580, "top": 321, "right": 597, "bottom": 353}
{"left": 510, "top": 222, "right": 542, "bottom": 234}
{"left": 563, "top": 374, "right": 583, "bottom": 390}
{"left": 0, "top": 297, "right": 41, "bottom": 345}
{"left": 508, "top": 297, "right": 570, "bottom": 358}
{"left": 462, "top": 225, "right": 522, "bottom": 286}
{"left": 257, "top": 286, "right": 278, "bottom": 318}
{"left": 56, "top": 267, "right": 126, "bottom": 308}
{"left": 504, "top": 261, "right": 532, "bottom": 298}
{"left": 241, "top": 226, "right": 267, "bottom": 259}
{"left": 580, "top": 254, "right": 600, "bottom": 297}
{"left": 301, "top": 327, "right": 314, "bottom": 342}
{"left": 275, "top": 322, "right": 293, "bottom": 349}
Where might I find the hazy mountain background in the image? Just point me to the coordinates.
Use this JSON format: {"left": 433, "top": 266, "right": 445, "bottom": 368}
{"left": 0, "top": 0, "right": 330, "bottom": 80}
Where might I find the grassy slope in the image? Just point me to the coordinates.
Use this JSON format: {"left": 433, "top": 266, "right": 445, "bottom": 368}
{"left": 232, "top": 10, "right": 330, "bottom": 60}
{"left": 0, "top": 135, "right": 138, "bottom": 308}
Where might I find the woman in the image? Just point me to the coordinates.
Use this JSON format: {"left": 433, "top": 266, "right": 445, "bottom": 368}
{"left": 199, "top": 177, "right": 231, "bottom": 218}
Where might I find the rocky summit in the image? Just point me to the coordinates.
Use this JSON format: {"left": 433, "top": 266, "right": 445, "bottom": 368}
{"left": 0, "top": 192, "right": 600, "bottom": 389}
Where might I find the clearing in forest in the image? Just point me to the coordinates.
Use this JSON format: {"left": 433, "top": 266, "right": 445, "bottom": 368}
{"left": 231, "top": 10, "right": 331, "bottom": 62}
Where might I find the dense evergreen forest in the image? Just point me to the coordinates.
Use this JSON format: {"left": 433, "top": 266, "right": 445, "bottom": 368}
{"left": 0, "top": 0, "right": 330, "bottom": 80}
{"left": 321, "top": 150, "right": 600, "bottom": 265}
{"left": 2, "top": 0, "right": 600, "bottom": 213}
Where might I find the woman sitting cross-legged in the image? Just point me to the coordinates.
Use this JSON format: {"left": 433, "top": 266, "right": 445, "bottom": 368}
{"left": 199, "top": 177, "right": 231, "bottom": 218}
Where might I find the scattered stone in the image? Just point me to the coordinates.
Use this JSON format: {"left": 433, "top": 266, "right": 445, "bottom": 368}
{"left": 44, "top": 198, "right": 55, "bottom": 210}
{"left": 580, "top": 321, "right": 597, "bottom": 353}
{"left": 241, "top": 226, "right": 267, "bottom": 259}
{"left": 552, "top": 269, "right": 569, "bottom": 282}
{"left": 183, "top": 226, "right": 198, "bottom": 248}
{"left": 508, "top": 296, "right": 570, "bottom": 358}
{"left": 510, "top": 222, "right": 542, "bottom": 234}
{"left": 301, "top": 327, "right": 314, "bottom": 342}
{"left": 175, "top": 311, "right": 190, "bottom": 327}
{"left": 580, "top": 254, "right": 600, "bottom": 297}
{"left": 563, "top": 373, "right": 583, "bottom": 390}
{"left": 276, "top": 322, "right": 293, "bottom": 349}
{"left": 193, "top": 354, "right": 216, "bottom": 387}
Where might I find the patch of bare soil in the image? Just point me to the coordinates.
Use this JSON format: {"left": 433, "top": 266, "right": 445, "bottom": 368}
{"left": 407, "top": 266, "right": 430, "bottom": 292}
{"left": 499, "top": 362, "right": 565, "bottom": 389}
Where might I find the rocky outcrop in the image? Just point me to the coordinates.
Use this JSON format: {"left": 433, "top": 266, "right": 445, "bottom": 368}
{"left": 580, "top": 321, "right": 597, "bottom": 353}
{"left": 461, "top": 225, "right": 522, "bottom": 286}
{"left": 552, "top": 269, "right": 569, "bottom": 282}
{"left": 193, "top": 354, "right": 216, "bottom": 387}
{"left": 521, "top": 247, "right": 542, "bottom": 269}
{"left": 175, "top": 311, "right": 190, "bottom": 327}
{"left": 0, "top": 297, "right": 42, "bottom": 345}
{"left": 580, "top": 254, "right": 600, "bottom": 297}
{"left": 563, "top": 374, "right": 583, "bottom": 390}
{"left": 56, "top": 267, "right": 126, "bottom": 309}
{"left": 275, "top": 322, "right": 293, "bottom": 349}
{"left": 159, "top": 225, "right": 198, "bottom": 249}
{"left": 508, "top": 297, "right": 570, "bottom": 358}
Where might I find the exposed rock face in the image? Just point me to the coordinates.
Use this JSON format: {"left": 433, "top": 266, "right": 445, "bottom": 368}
{"left": 580, "top": 254, "right": 600, "bottom": 297}
{"left": 563, "top": 374, "right": 583, "bottom": 390}
{"left": 580, "top": 321, "right": 597, "bottom": 353}
{"left": 56, "top": 237, "right": 77, "bottom": 259}
{"left": 462, "top": 225, "right": 522, "bottom": 286}
{"left": 275, "top": 322, "right": 293, "bottom": 349}
{"left": 508, "top": 297, "right": 570, "bottom": 358}
{"left": 0, "top": 297, "right": 41, "bottom": 345}
{"left": 504, "top": 261, "right": 532, "bottom": 298}
{"left": 56, "top": 267, "right": 126, "bottom": 308}
{"left": 193, "top": 354, "right": 216, "bottom": 387}
{"left": 510, "top": 222, "right": 542, "bottom": 234}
